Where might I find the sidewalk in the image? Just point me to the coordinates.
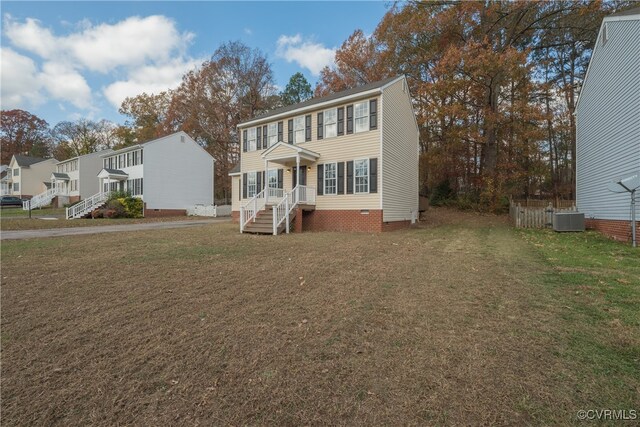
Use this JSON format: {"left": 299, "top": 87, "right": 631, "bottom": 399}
{"left": 1, "top": 218, "right": 230, "bottom": 240}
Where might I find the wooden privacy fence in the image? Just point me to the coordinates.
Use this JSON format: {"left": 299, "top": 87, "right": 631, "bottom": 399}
{"left": 509, "top": 201, "right": 576, "bottom": 228}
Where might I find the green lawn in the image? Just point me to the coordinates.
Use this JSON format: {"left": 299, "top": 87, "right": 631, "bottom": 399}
{"left": 0, "top": 206, "right": 64, "bottom": 218}
{"left": 1, "top": 210, "right": 637, "bottom": 425}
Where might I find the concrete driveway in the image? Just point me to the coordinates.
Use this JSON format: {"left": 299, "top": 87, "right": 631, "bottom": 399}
{"left": 1, "top": 218, "right": 231, "bottom": 240}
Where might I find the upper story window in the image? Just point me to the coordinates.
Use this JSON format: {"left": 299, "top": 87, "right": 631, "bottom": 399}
{"left": 354, "top": 159, "right": 369, "bottom": 193}
{"left": 13, "top": 168, "right": 19, "bottom": 177}
{"left": 267, "top": 123, "right": 278, "bottom": 147}
{"left": 248, "top": 128, "right": 257, "bottom": 151}
{"left": 354, "top": 101, "right": 369, "bottom": 133}
{"left": 324, "top": 108, "right": 337, "bottom": 138}
{"left": 324, "top": 162, "right": 337, "bottom": 195}
{"left": 293, "top": 116, "right": 305, "bottom": 143}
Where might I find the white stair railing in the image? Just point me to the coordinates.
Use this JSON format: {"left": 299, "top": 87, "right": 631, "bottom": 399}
{"left": 239, "top": 188, "right": 266, "bottom": 232}
{"left": 22, "top": 187, "right": 59, "bottom": 210}
{"left": 66, "top": 191, "right": 110, "bottom": 219}
{"left": 271, "top": 185, "right": 317, "bottom": 235}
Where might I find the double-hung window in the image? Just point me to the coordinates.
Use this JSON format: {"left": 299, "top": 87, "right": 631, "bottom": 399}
{"left": 267, "top": 123, "right": 278, "bottom": 147}
{"left": 354, "top": 159, "right": 369, "bottom": 193}
{"left": 293, "top": 116, "right": 305, "bottom": 143}
{"left": 247, "top": 172, "right": 257, "bottom": 197}
{"left": 267, "top": 169, "right": 278, "bottom": 188}
{"left": 354, "top": 101, "right": 369, "bottom": 133}
{"left": 13, "top": 168, "right": 19, "bottom": 176}
{"left": 324, "top": 162, "right": 337, "bottom": 195}
{"left": 324, "top": 108, "right": 337, "bottom": 138}
{"left": 248, "top": 128, "right": 257, "bottom": 151}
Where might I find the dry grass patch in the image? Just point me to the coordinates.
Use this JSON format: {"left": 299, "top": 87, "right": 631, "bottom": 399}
{"left": 1, "top": 209, "right": 637, "bottom": 425}
{"left": 1, "top": 215, "right": 206, "bottom": 231}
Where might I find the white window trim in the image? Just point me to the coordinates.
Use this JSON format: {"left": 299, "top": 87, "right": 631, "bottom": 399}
{"left": 267, "top": 123, "right": 278, "bottom": 147}
{"left": 324, "top": 108, "right": 338, "bottom": 139}
{"left": 354, "top": 101, "right": 369, "bottom": 133}
{"left": 293, "top": 116, "right": 305, "bottom": 144}
{"left": 248, "top": 128, "right": 257, "bottom": 151}
{"left": 247, "top": 171, "right": 257, "bottom": 198}
{"left": 323, "top": 162, "right": 337, "bottom": 195}
{"left": 354, "top": 158, "right": 370, "bottom": 194}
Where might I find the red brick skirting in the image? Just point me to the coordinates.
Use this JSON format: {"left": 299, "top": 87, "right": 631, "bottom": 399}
{"left": 144, "top": 208, "right": 187, "bottom": 218}
{"left": 231, "top": 210, "right": 239, "bottom": 223}
{"left": 299, "top": 209, "right": 411, "bottom": 232}
{"left": 585, "top": 218, "right": 639, "bottom": 243}
{"left": 69, "top": 196, "right": 80, "bottom": 204}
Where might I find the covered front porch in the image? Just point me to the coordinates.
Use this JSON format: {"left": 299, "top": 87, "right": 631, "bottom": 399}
{"left": 240, "top": 142, "right": 319, "bottom": 234}
{"left": 97, "top": 168, "right": 128, "bottom": 193}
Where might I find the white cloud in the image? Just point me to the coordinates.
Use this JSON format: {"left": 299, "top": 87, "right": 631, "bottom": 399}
{"left": 40, "top": 62, "right": 92, "bottom": 109}
{"left": 4, "top": 15, "right": 194, "bottom": 73}
{"left": 244, "top": 27, "right": 253, "bottom": 36}
{"left": 276, "top": 34, "right": 335, "bottom": 75}
{"left": 1, "top": 14, "right": 197, "bottom": 113}
{"left": 103, "top": 57, "right": 202, "bottom": 108}
{"left": 0, "top": 47, "right": 44, "bottom": 109}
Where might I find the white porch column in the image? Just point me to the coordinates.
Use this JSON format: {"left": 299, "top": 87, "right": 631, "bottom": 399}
{"left": 264, "top": 158, "right": 269, "bottom": 205}
{"left": 296, "top": 154, "right": 300, "bottom": 201}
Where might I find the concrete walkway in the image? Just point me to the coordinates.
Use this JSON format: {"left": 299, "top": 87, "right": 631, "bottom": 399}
{"left": 1, "top": 218, "right": 230, "bottom": 240}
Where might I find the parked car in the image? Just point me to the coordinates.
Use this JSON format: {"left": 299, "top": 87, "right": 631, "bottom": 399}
{"left": 0, "top": 196, "right": 24, "bottom": 207}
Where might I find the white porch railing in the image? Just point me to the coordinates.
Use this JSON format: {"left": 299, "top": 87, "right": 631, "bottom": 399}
{"left": 22, "top": 187, "right": 59, "bottom": 210}
{"left": 271, "top": 185, "right": 316, "bottom": 235}
{"left": 240, "top": 188, "right": 266, "bottom": 232}
{"left": 66, "top": 191, "right": 110, "bottom": 219}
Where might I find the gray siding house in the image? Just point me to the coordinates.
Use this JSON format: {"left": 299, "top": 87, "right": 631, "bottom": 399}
{"left": 576, "top": 7, "right": 640, "bottom": 241}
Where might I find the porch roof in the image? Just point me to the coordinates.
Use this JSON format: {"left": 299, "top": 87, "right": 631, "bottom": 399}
{"left": 97, "top": 168, "right": 129, "bottom": 180}
{"left": 51, "top": 172, "right": 70, "bottom": 180}
{"left": 261, "top": 141, "right": 320, "bottom": 163}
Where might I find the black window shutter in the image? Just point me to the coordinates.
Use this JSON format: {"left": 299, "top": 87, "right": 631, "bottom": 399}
{"left": 263, "top": 126, "right": 268, "bottom": 148}
{"left": 256, "top": 126, "right": 262, "bottom": 149}
{"left": 370, "top": 99, "right": 377, "bottom": 130}
{"left": 346, "top": 105, "right": 354, "bottom": 134}
{"left": 256, "top": 172, "right": 262, "bottom": 193}
{"left": 242, "top": 173, "right": 247, "bottom": 198}
{"left": 338, "top": 162, "right": 345, "bottom": 194}
{"left": 337, "top": 107, "right": 344, "bottom": 135}
{"left": 317, "top": 112, "right": 323, "bottom": 140}
{"left": 277, "top": 121, "right": 283, "bottom": 142}
{"left": 346, "top": 161, "right": 354, "bottom": 194}
{"left": 277, "top": 169, "right": 283, "bottom": 189}
{"left": 262, "top": 171, "right": 266, "bottom": 190}
{"left": 288, "top": 119, "right": 293, "bottom": 143}
{"left": 305, "top": 115, "right": 311, "bottom": 141}
{"left": 317, "top": 164, "right": 324, "bottom": 196}
{"left": 242, "top": 129, "right": 247, "bottom": 152}
{"left": 370, "top": 158, "right": 378, "bottom": 193}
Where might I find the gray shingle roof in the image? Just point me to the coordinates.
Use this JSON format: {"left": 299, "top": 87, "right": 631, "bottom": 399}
{"left": 239, "top": 75, "right": 402, "bottom": 126}
{"left": 13, "top": 154, "right": 48, "bottom": 167}
{"left": 103, "top": 168, "right": 128, "bottom": 175}
{"left": 51, "top": 172, "right": 70, "bottom": 180}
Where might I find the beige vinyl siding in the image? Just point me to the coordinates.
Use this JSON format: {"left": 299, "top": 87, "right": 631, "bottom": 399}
{"left": 238, "top": 96, "right": 382, "bottom": 211}
{"left": 381, "top": 78, "right": 419, "bottom": 221}
{"left": 231, "top": 175, "right": 241, "bottom": 211}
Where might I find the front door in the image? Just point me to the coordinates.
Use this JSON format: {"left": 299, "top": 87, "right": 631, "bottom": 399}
{"left": 292, "top": 166, "right": 307, "bottom": 187}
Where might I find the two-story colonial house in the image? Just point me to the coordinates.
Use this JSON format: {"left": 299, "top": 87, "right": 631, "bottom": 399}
{"left": 231, "top": 75, "right": 419, "bottom": 234}
{"left": 6, "top": 155, "right": 58, "bottom": 199}
{"left": 51, "top": 149, "right": 112, "bottom": 207}
{"left": 82, "top": 131, "right": 214, "bottom": 218}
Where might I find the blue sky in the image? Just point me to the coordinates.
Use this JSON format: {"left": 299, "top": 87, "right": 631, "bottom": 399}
{"left": 1, "top": 1, "right": 390, "bottom": 126}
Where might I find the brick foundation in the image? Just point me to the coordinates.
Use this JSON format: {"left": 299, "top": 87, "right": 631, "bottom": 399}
{"left": 69, "top": 196, "right": 80, "bottom": 204}
{"left": 144, "top": 208, "right": 187, "bottom": 218}
{"left": 585, "top": 218, "right": 639, "bottom": 243}
{"left": 231, "top": 210, "right": 239, "bottom": 223}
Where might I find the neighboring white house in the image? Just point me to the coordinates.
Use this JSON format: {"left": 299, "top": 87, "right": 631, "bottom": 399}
{"left": 576, "top": 6, "right": 640, "bottom": 242}
{"left": 51, "top": 149, "right": 113, "bottom": 206}
{"left": 0, "top": 165, "right": 9, "bottom": 196}
{"left": 95, "top": 131, "right": 215, "bottom": 217}
{"left": 5, "top": 155, "right": 58, "bottom": 198}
